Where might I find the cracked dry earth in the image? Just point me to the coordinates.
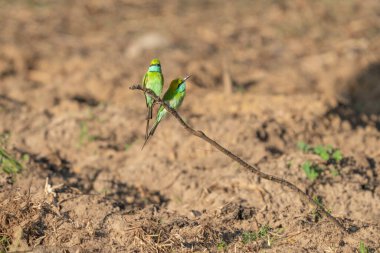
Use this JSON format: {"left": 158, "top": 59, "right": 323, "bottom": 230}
{"left": 1, "top": 0, "right": 380, "bottom": 252}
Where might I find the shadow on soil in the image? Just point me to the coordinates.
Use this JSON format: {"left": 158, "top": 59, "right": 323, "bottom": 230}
{"left": 103, "top": 180, "right": 169, "bottom": 211}
{"left": 13, "top": 148, "right": 169, "bottom": 211}
{"left": 326, "top": 61, "right": 380, "bottom": 130}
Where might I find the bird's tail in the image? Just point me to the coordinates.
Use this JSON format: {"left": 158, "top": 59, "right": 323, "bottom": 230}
{"left": 148, "top": 120, "right": 160, "bottom": 137}
{"left": 148, "top": 106, "right": 153, "bottom": 120}
{"left": 141, "top": 120, "right": 160, "bottom": 150}
{"left": 141, "top": 135, "right": 150, "bottom": 150}
{"left": 145, "top": 118, "right": 150, "bottom": 140}
{"left": 144, "top": 105, "right": 153, "bottom": 140}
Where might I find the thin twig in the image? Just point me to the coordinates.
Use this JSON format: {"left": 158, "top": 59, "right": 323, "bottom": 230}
{"left": 130, "top": 85, "right": 347, "bottom": 233}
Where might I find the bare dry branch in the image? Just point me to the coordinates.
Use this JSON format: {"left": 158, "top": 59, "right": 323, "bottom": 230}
{"left": 130, "top": 84, "right": 347, "bottom": 233}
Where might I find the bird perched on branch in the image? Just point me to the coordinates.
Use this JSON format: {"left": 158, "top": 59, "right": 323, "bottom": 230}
{"left": 142, "top": 75, "right": 191, "bottom": 149}
{"left": 142, "top": 58, "right": 164, "bottom": 140}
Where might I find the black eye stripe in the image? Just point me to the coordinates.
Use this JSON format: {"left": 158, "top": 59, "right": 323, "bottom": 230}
{"left": 150, "top": 64, "right": 161, "bottom": 67}
{"left": 177, "top": 81, "right": 185, "bottom": 88}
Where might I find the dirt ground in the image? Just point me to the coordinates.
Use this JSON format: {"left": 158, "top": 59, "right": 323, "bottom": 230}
{"left": 1, "top": 0, "right": 380, "bottom": 252}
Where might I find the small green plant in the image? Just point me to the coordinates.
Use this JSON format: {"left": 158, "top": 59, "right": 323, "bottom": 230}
{"left": 242, "top": 231, "right": 257, "bottom": 244}
{"left": 314, "top": 145, "right": 343, "bottom": 163}
{"left": 298, "top": 142, "right": 343, "bottom": 163}
{"left": 330, "top": 167, "right": 339, "bottom": 177}
{"left": 124, "top": 143, "right": 131, "bottom": 152}
{"left": 235, "top": 85, "right": 248, "bottom": 93}
{"left": 258, "top": 224, "right": 270, "bottom": 238}
{"left": 21, "top": 153, "right": 30, "bottom": 164}
{"left": 0, "top": 148, "right": 23, "bottom": 175}
{"left": 311, "top": 196, "right": 323, "bottom": 222}
{"left": 311, "top": 196, "right": 332, "bottom": 222}
{"left": 298, "top": 142, "right": 344, "bottom": 180}
{"left": 0, "top": 131, "right": 10, "bottom": 147}
{"left": 359, "top": 241, "right": 368, "bottom": 253}
{"left": 286, "top": 160, "right": 293, "bottom": 169}
{"left": 297, "top": 141, "right": 311, "bottom": 152}
{"left": 217, "top": 240, "right": 227, "bottom": 251}
{"left": 0, "top": 234, "right": 11, "bottom": 252}
{"left": 302, "top": 161, "right": 321, "bottom": 181}
{"left": 331, "top": 150, "right": 343, "bottom": 163}
{"left": 313, "top": 196, "right": 322, "bottom": 207}
{"left": 242, "top": 225, "right": 272, "bottom": 245}
{"left": 313, "top": 145, "right": 331, "bottom": 161}
{"left": 79, "top": 121, "right": 95, "bottom": 146}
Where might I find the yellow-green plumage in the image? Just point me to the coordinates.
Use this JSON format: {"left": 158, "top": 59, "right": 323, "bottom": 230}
{"left": 142, "top": 58, "right": 164, "bottom": 140}
{"left": 142, "top": 76, "right": 190, "bottom": 149}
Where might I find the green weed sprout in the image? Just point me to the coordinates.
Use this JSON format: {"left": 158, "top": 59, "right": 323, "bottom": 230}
{"left": 242, "top": 225, "right": 271, "bottom": 245}
{"left": 0, "top": 235, "right": 11, "bottom": 253}
{"left": 298, "top": 142, "right": 343, "bottom": 163}
{"left": 242, "top": 231, "right": 257, "bottom": 244}
{"left": 302, "top": 161, "right": 321, "bottom": 181}
{"left": 0, "top": 148, "right": 22, "bottom": 175}
{"left": 217, "top": 240, "right": 227, "bottom": 251}
{"left": 124, "top": 143, "right": 131, "bottom": 152}
{"left": 297, "top": 141, "right": 311, "bottom": 152}
{"left": 258, "top": 225, "right": 270, "bottom": 238}
{"left": 79, "top": 121, "right": 95, "bottom": 146}
{"left": 311, "top": 196, "right": 324, "bottom": 222}
{"left": 313, "top": 145, "right": 343, "bottom": 162}
{"left": 331, "top": 150, "right": 343, "bottom": 163}
{"left": 298, "top": 142, "right": 344, "bottom": 181}
{"left": 359, "top": 241, "right": 368, "bottom": 253}
{"left": 313, "top": 145, "right": 330, "bottom": 161}
{"left": 311, "top": 196, "right": 332, "bottom": 222}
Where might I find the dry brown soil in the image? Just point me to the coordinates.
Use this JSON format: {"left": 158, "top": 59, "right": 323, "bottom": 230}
{"left": 1, "top": 0, "right": 380, "bottom": 252}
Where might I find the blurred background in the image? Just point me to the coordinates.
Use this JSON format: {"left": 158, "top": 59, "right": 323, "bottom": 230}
{"left": 1, "top": 0, "right": 380, "bottom": 113}
{"left": 1, "top": 0, "right": 380, "bottom": 251}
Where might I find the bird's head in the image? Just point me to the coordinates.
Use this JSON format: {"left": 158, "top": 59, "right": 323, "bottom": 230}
{"left": 150, "top": 58, "right": 160, "bottom": 66}
{"left": 170, "top": 75, "right": 191, "bottom": 93}
{"left": 148, "top": 58, "right": 162, "bottom": 72}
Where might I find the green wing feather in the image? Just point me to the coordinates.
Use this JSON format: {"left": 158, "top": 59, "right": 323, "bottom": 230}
{"left": 142, "top": 71, "right": 163, "bottom": 141}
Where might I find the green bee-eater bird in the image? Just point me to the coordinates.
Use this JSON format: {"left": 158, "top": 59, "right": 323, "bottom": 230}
{"left": 142, "top": 58, "right": 164, "bottom": 140}
{"left": 142, "top": 75, "right": 191, "bottom": 149}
